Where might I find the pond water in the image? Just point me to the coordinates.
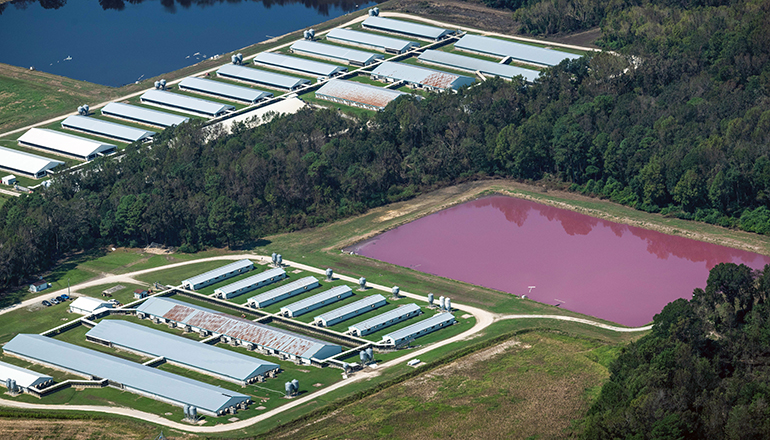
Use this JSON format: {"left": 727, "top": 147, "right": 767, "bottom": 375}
{"left": 347, "top": 196, "right": 770, "bottom": 326}
{"left": 0, "top": 0, "right": 374, "bottom": 86}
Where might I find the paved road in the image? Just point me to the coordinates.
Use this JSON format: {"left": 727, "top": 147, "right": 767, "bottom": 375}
{"left": 0, "top": 253, "right": 651, "bottom": 432}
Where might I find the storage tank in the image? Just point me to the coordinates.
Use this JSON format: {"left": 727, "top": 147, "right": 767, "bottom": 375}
{"left": 285, "top": 381, "right": 293, "bottom": 397}
{"left": 391, "top": 286, "right": 400, "bottom": 296}
{"left": 359, "top": 277, "right": 366, "bottom": 290}
{"left": 439, "top": 296, "right": 445, "bottom": 311}
{"left": 427, "top": 293, "right": 434, "bottom": 306}
{"left": 445, "top": 297, "right": 451, "bottom": 312}
{"left": 326, "top": 268, "right": 333, "bottom": 281}
{"left": 291, "top": 379, "right": 299, "bottom": 394}
{"left": 366, "top": 347, "right": 373, "bottom": 362}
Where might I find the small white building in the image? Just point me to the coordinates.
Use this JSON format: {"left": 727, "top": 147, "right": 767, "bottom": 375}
{"left": 69, "top": 297, "right": 114, "bottom": 315}
{"left": 29, "top": 280, "right": 49, "bottom": 293}
{"left": 0, "top": 360, "right": 54, "bottom": 393}
{"left": 2, "top": 175, "right": 16, "bottom": 185}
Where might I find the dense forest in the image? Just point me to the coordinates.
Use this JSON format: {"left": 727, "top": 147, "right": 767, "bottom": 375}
{"left": 2, "top": 0, "right": 770, "bottom": 292}
{"left": 583, "top": 263, "right": 770, "bottom": 439}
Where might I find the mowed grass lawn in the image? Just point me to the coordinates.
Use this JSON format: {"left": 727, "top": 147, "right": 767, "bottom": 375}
{"left": 0, "top": 300, "right": 79, "bottom": 344}
{"left": 267, "top": 332, "right": 611, "bottom": 440}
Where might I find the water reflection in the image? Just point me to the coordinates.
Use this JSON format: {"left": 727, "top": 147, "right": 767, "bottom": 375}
{"left": 349, "top": 195, "right": 770, "bottom": 326}
{"left": 0, "top": 0, "right": 365, "bottom": 15}
{"left": 486, "top": 196, "right": 765, "bottom": 266}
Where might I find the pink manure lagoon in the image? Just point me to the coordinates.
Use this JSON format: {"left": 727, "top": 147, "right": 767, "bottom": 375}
{"left": 347, "top": 196, "right": 770, "bottom": 327}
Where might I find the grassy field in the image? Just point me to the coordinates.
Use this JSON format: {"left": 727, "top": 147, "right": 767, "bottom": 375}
{"left": 0, "top": 63, "right": 122, "bottom": 134}
{"left": 0, "top": 299, "right": 79, "bottom": 344}
{"left": 265, "top": 331, "right": 610, "bottom": 440}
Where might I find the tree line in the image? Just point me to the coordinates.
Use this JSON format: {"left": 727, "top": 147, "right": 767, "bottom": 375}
{"left": 2, "top": 0, "right": 770, "bottom": 294}
{"left": 583, "top": 262, "right": 770, "bottom": 439}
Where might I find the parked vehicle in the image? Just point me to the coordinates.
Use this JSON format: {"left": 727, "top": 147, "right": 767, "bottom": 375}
{"left": 50, "top": 298, "right": 60, "bottom": 305}
{"left": 56, "top": 296, "right": 66, "bottom": 302}
{"left": 42, "top": 300, "right": 51, "bottom": 307}
{"left": 60, "top": 294, "right": 70, "bottom": 300}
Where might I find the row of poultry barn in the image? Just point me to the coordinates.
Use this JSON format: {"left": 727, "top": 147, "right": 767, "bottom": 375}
{"left": 179, "top": 259, "right": 457, "bottom": 347}
{"left": 0, "top": 256, "right": 459, "bottom": 418}
{"left": 0, "top": 14, "right": 582, "bottom": 183}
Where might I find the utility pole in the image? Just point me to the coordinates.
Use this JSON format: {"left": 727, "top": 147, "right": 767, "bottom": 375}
{"left": 67, "top": 278, "right": 70, "bottom": 295}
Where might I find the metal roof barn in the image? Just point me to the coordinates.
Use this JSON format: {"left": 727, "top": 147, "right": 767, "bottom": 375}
{"left": 0, "top": 360, "right": 53, "bottom": 390}
{"left": 326, "top": 28, "right": 419, "bottom": 54}
{"left": 0, "top": 145, "right": 63, "bottom": 178}
{"left": 371, "top": 61, "right": 475, "bottom": 91}
{"left": 381, "top": 312, "right": 455, "bottom": 346}
{"left": 214, "top": 268, "right": 286, "bottom": 299}
{"left": 135, "top": 297, "right": 342, "bottom": 361}
{"left": 348, "top": 303, "right": 422, "bottom": 336}
{"left": 181, "top": 259, "right": 253, "bottom": 290}
{"left": 315, "top": 79, "right": 410, "bottom": 111}
{"left": 247, "top": 276, "right": 319, "bottom": 309}
{"left": 280, "top": 285, "right": 353, "bottom": 317}
{"left": 140, "top": 90, "right": 235, "bottom": 118}
{"left": 101, "top": 102, "right": 189, "bottom": 128}
{"left": 69, "top": 296, "right": 113, "bottom": 315}
{"left": 3, "top": 334, "right": 251, "bottom": 416}
{"left": 362, "top": 16, "right": 453, "bottom": 41}
{"left": 253, "top": 52, "right": 348, "bottom": 77}
{"left": 290, "top": 40, "right": 383, "bottom": 66}
{"left": 61, "top": 115, "right": 155, "bottom": 143}
{"left": 216, "top": 64, "right": 311, "bottom": 90}
{"left": 17, "top": 128, "right": 117, "bottom": 161}
{"left": 455, "top": 34, "right": 582, "bottom": 67}
{"left": 179, "top": 77, "right": 273, "bottom": 104}
{"left": 314, "top": 294, "right": 387, "bottom": 327}
{"left": 418, "top": 50, "right": 540, "bottom": 82}
{"left": 86, "top": 320, "right": 279, "bottom": 385}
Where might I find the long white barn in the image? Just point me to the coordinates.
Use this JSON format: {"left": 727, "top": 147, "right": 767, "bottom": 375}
{"left": 181, "top": 259, "right": 254, "bottom": 290}
{"left": 86, "top": 320, "right": 279, "bottom": 385}
{"left": 18, "top": 128, "right": 117, "bottom": 161}
{"left": 135, "top": 297, "right": 342, "bottom": 362}
{"left": 0, "top": 146, "right": 63, "bottom": 178}
{"left": 3, "top": 334, "right": 251, "bottom": 417}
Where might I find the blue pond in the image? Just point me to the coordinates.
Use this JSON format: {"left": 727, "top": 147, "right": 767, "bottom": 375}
{"left": 0, "top": 0, "right": 374, "bottom": 86}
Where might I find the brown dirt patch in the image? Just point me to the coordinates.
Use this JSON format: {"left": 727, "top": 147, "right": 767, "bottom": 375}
{"left": 0, "top": 419, "right": 154, "bottom": 440}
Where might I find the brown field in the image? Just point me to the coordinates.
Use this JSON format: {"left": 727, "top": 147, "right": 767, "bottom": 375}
{"left": 0, "top": 418, "right": 160, "bottom": 440}
{"left": 270, "top": 331, "right": 609, "bottom": 439}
